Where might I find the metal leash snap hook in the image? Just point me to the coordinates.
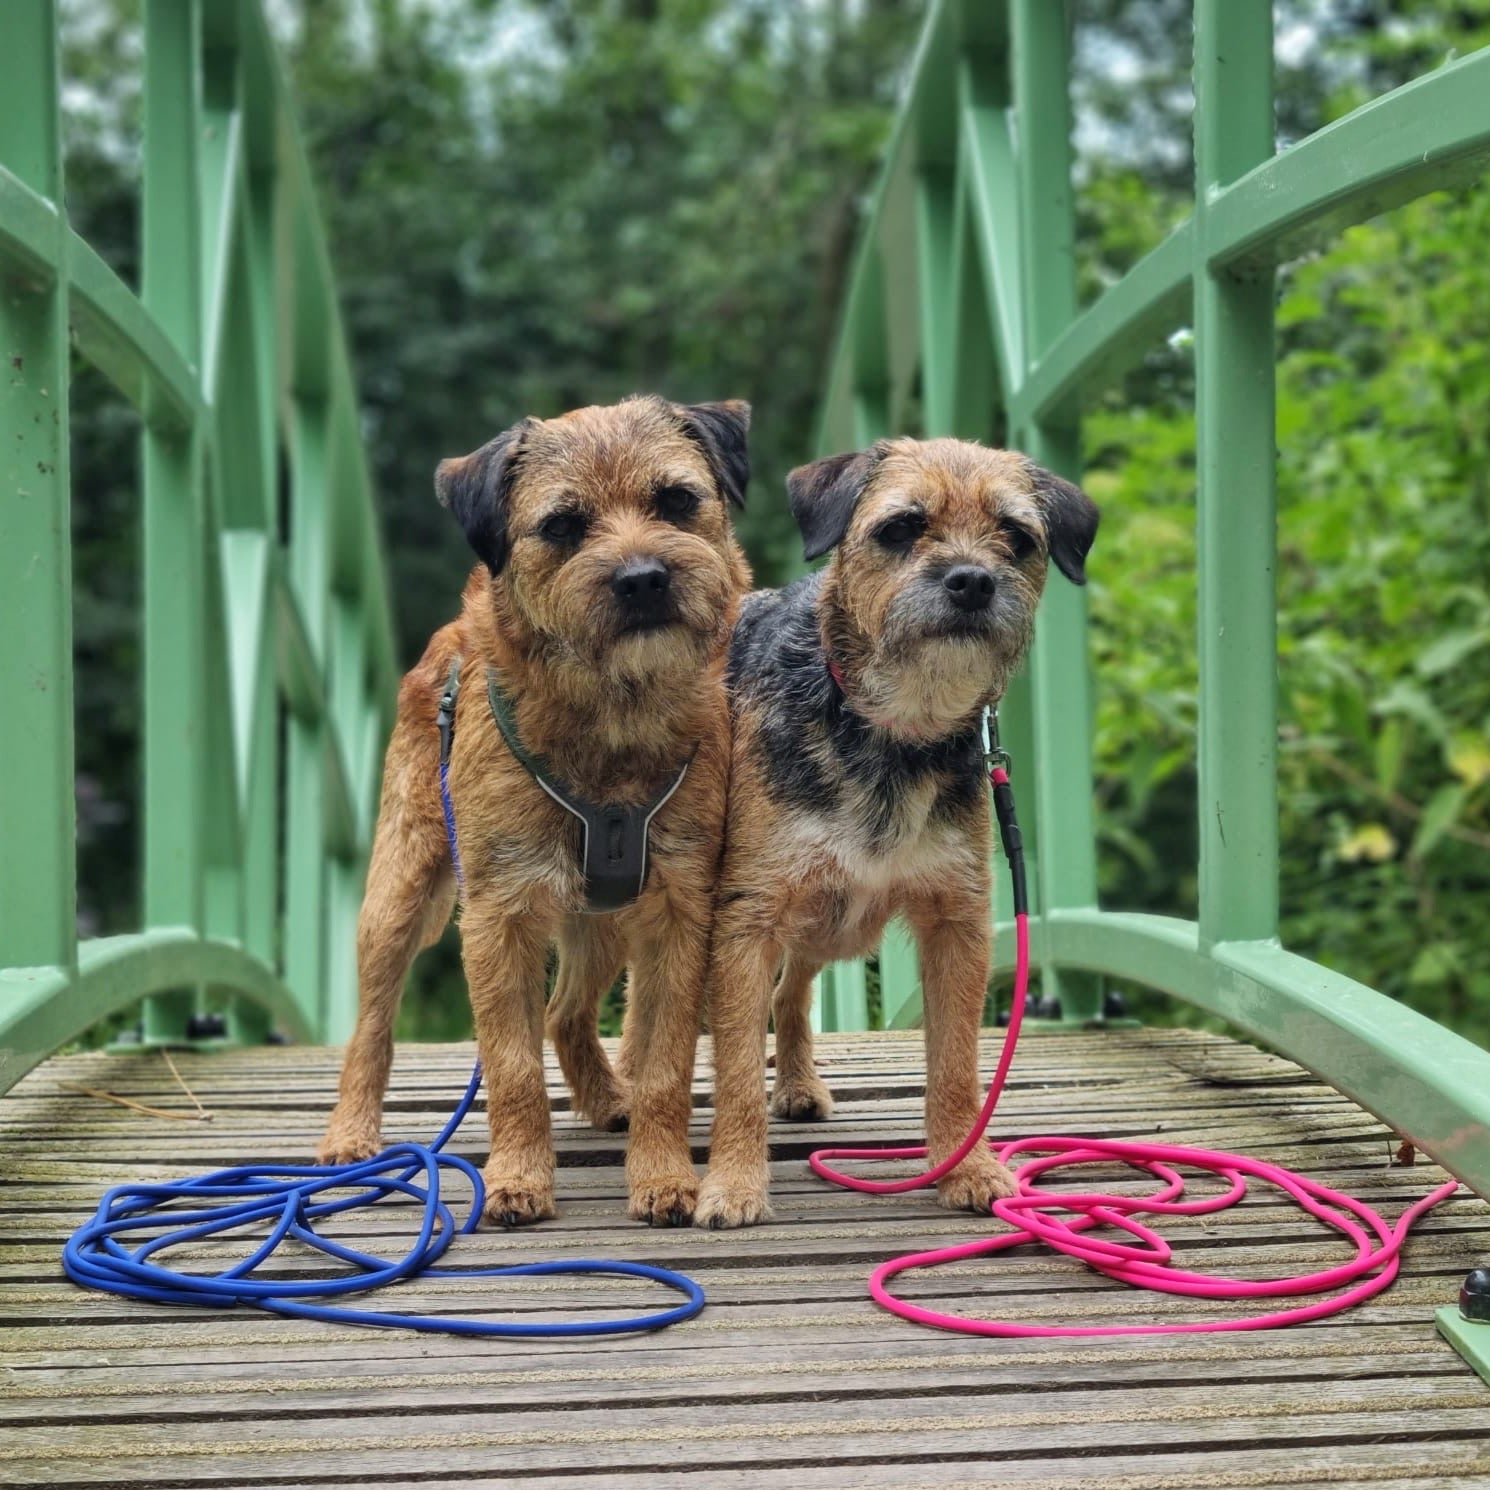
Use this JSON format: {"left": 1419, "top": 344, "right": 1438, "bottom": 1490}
{"left": 982, "top": 706, "right": 1012, "bottom": 776}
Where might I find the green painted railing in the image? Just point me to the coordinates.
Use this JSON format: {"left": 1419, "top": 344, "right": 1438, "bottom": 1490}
{"left": 812, "top": 0, "right": 1490, "bottom": 1201}
{"left": 0, "top": 0, "right": 397, "bottom": 1092}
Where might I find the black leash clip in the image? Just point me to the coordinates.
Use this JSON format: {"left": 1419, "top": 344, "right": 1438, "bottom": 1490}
{"left": 437, "top": 658, "right": 462, "bottom": 768}
{"left": 982, "top": 707, "right": 1028, "bottom": 918}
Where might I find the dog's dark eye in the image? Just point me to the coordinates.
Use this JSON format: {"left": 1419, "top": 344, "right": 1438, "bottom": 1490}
{"left": 655, "top": 485, "right": 701, "bottom": 523}
{"left": 538, "top": 511, "right": 587, "bottom": 545}
{"left": 874, "top": 512, "right": 926, "bottom": 550}
{"left": 1005, "top": 524, "right": 1038, "bottom": 562}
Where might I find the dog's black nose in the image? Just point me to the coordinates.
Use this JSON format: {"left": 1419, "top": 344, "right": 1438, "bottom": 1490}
{"left": 943, "top": 564, "right": 995, "bottom": 612}
{"left": 610, "top": 556, "right": 672, "bottom": 612}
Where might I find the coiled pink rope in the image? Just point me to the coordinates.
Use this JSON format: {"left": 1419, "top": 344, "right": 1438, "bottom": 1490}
{"left": 809, "top": 765, "right": 1461, "bottom": 1337}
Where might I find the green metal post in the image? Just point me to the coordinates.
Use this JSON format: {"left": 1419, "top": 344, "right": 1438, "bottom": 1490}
{"left": 842, "top": 386, "right": 890, "bottom": 1032}
{"left": 947, "top": 25, "right": 1047, "bottom": 1024}
{"left": 875, "top": 156, "right": 968, "bottom": 1032}
{"left": 324, "top": 856, "right": 362, "bottom": 1043}
{"left": 1193, "top": 0, "right": 1279, "bottom": 948}
{"left": 244, "top": 157, "right": 282, "bottom": 994}
{"left": 140, "top": 0, "right": 207, "bottom": 1042}
{"left": 915, "top": 167, "right": 956, "bottom": 438}
{"left": 284, "top": 400, "right": 331, "bottom": 1033}
{"left": 1011, "top": 0, "right": 1102, "bottom": 1022}
{"left": 0, "top": 0, "right": 76, "bottom": 977}
{"left": 0, "top": 0, "right": 397, "bottom": 1086}
{"left": 238, "top": 163, "right": 281, "bottom": 1039}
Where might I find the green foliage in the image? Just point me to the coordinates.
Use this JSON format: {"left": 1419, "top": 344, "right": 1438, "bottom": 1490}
{"left": 1084, "top": 184, "right": 1490, "bottom": 1046}
{"left": 54, "top": 0, "right": 1490, "bottom": 1051}
{"left": 288, "top": 0, "right": 924, "bottom": 656}
{"left": 284, "top": 0, "right": 925, "bottom": 1035}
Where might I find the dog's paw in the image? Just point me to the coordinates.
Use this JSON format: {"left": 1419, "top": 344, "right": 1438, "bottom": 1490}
{"left": 628, "top": 1172, "right": 699, "bottom": 1227}
{"left": 482, "top": 1175, "right": 556, "bottom": 1228}
{"left": 770, "top": 1072, "right": 834, "bottom": 1122}
{"left": 936, "top": 1150, "right": 1018, "bottom": 1214}
{"left": 579, "top": 1083, "right": 631, "bottom": 1134}
{"left": 316, "top": 1124, "right": 384, "bottom": 1166}
{"left": 694, "top": 1172, "right": 771, "bottom": 1230}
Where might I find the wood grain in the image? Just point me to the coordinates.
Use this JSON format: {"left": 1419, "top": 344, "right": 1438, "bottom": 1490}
{"left": 2, "top": 1027, "right": 1487, "bottom": 1489}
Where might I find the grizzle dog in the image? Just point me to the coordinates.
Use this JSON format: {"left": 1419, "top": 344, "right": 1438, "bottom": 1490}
{"left": 694, "top": 437, "right": 1097, "bottom": 1228}
{"left": 319, "top": 396, "right": 752, "bottom": 1228}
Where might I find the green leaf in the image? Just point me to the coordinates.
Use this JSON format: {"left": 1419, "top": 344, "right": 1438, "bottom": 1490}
{"left": 1415, "top": 628, "right": 1490, "bottom": 678}
{"left": 1410, "top": 784, "right": 1469, "bottom": 860}
{"left": 1374, "top": 682, "right": 1450, "bottom": 745}
{"left": 1374, "top": 716, "right": 1407, "bottom": 795}
{"left": 1408, "top": 942, "right": 1463, "bottom": 988}
{"left": 1448, "top": 731, "right": 1490, "bottom": 789}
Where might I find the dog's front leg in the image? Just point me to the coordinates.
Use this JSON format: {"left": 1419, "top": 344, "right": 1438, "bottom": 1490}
{"left": 695, "top": 903, "right": 779, "bottom": 1228}
{"left": 909, "top": 892, "right": 1017, "bottom": 1212}
{"left": 461, "top": 897, "right": 557, "bottom": 1225}
{"left": 620, "top": 892, "right": 710, "bottom": 1226}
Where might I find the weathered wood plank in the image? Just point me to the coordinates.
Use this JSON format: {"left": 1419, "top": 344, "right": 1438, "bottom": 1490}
{"left": 3, "top": 1028, "right": 1486, "bottom": 1490}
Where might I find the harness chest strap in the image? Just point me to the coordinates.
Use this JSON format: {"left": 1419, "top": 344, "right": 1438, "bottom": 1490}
{"left": 435, "top": 653, "right": 691, "bottom": 913}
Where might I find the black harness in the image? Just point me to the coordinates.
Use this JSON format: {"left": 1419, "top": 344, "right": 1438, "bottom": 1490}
{"left": 436, "top": 658, "right": 692, "bottom": 914}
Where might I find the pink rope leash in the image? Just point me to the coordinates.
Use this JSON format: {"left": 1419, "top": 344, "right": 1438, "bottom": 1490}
{"left": 809, "top": 764, "right": 1462, "bottom": 1337}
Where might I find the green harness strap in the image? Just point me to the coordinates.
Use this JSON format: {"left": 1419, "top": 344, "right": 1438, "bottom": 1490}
{"left": 474, "top": 666, "right": 691, "bottom": 914}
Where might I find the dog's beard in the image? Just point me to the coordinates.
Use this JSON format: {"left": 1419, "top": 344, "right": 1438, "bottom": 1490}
{"left": 859, "top": 594, "right": 1034, "bottom": 739}
{"left": 602, "top": 620, "right": 710, "bottom": 682}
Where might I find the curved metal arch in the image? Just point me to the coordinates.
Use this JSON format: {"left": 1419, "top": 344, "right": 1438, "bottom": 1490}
{"left": 809, "top": 0, "right": 1490, "bottom": 1207}
{"left": 0, "top": 0, "right": 399, "bottom": 1091}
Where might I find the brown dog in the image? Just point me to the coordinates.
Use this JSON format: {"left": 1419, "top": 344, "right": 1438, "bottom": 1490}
{"left": 694, "top": 437, "right": 1097, "bottom": 1227}
{"left": 318, "top": 395, "right": 752, "bottom": 1227}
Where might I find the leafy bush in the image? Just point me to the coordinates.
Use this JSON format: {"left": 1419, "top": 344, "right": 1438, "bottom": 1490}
{"left": 1085, "top": 187, "right": 1490, "bottom": 1045}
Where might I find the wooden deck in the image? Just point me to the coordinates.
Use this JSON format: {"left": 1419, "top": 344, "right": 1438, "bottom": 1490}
{"left": 3, "top": 1027, "right": 1488, "bottom": 1489}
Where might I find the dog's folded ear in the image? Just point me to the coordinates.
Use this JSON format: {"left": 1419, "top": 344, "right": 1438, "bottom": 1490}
{"left": 435, "top": 418, "right": 535, "bottom": 574}
{"left": 679, "top": 400, "right": 751, "bottom": 509}
{"left": 1027, "top": 464, "right": 1100, "bottom": 586}
{"left": 787, "top": 445, "right": 885, "bottom": 561}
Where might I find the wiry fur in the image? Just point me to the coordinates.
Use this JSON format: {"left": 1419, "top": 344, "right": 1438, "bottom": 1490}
{"left": 319, "top": 395, "right": 752, "bottom": 1228}
{"left": 696, "top": 437, "right": 1097, "bottom": 1227}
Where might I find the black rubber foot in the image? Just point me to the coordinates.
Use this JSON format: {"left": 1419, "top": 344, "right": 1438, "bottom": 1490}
{"left": 1461, "top": 1267, "right": 1490, "bottom": 1321}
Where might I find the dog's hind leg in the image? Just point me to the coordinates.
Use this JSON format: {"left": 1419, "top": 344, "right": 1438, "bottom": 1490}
{"left": 769, "top": 949, "right": 834, "bottom": 1121}
{"left": 317, "top": 833, "right": 453, "bottom": 1163}
{"left": 548, "top": 916, "right": 630, "bottom": 1132}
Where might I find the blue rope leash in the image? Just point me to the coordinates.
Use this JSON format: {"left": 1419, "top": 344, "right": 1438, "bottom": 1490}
{"left": 62, "top": 720, "right": 707, "bottom": 1337}
{"left": 62, "top": 1057, "right": 705, "bottom": 1336}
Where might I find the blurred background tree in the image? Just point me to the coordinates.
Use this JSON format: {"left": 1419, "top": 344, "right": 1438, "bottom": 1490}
{"left": 60, "top": 0, "right": 1490, "bottom": 1045}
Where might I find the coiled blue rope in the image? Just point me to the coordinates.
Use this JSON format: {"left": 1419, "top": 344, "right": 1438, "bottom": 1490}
{"left": 63, "top": 1058, "right": 705, "bottom": 1335}
{"left": 62, "top": 722, "right": 706, "bottom": 1337}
